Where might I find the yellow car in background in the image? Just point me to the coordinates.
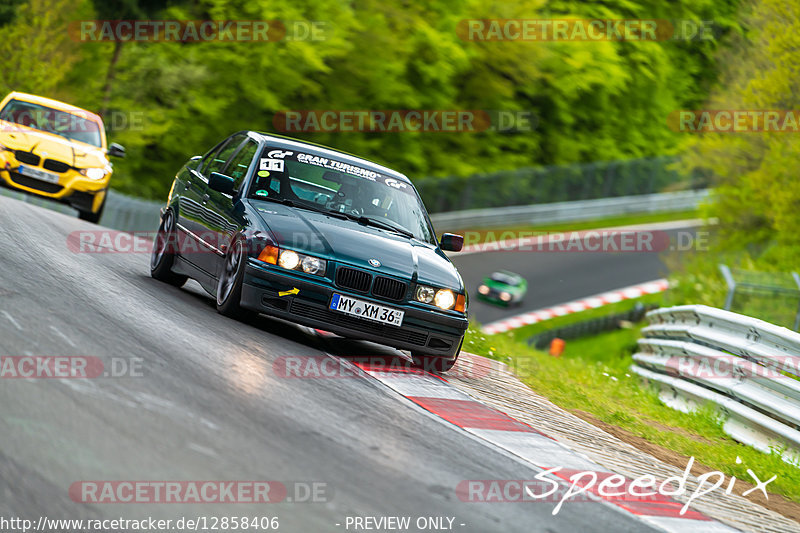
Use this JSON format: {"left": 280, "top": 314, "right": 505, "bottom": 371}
{"left": 0, "top": 92, "right": 125, "bottom": 223}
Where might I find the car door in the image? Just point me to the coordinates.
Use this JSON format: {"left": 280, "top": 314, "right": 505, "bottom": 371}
{"left": 205, "top": 137, "right": 260, "bottom": 278}
{"left": 174, "top": 140, "right": 228, "bottom": 275}
{"left": 193, "top": 133, "right": 249, "bottom": 276}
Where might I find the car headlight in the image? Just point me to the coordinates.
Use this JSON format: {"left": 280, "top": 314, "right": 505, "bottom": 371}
{"left": 260, "top": 246, "right": 327, "bottom": 277}
{"left": 278, "top": 250, "right": 300, "bottom": 270}
{"left": 415, "top": 285, "right": 436, "bottom": 304}
{"left": 301, "top": 255, "right": 324, "bottom": 275}
{"left": 500, "top": 291, "right": 511, "bottom": 302}
{"left": 80, "top": 168, "right": 107, "bottom": 180}
{"left": 434, "top": 289, "right": 456, "bottom": 310}
{"left": 478, "top": 284, "right": 489, "bottom": 295}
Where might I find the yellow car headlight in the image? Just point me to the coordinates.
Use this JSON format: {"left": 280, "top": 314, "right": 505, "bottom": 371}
{"left": 434, "top": 289, "right": 456, "bottom": 310}
{"left": 80, "top": 168, "right": 107, "bottom": 180}
{"left": 278, "top": 250, "right": 300, "bottom": 270}
{"left": 269, "top": 248, "right": 326, "bottom": 277}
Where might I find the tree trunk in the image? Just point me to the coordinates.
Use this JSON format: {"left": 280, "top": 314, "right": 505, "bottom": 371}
{"left": 100, "top": 40, "right": 123, "bottom": 118}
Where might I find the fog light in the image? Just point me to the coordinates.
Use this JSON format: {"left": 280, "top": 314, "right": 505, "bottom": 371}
{"left": 415, "top": 285, "right": 435, "bottom": 303}
{"left": 434, "top": 289, "right": 456, "bottom": 310}
{"left": 279, "top": 250, "right": 300, "bottom": 270}
{"left": 301, "top": 256, "right": 324, "bottom": 275}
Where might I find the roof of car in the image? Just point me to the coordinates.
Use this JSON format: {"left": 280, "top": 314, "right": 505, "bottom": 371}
{"left": 489, "top": 271, "right": 523, "bottom": 284}
{"left": 254, "top": 132, "right": 411, "bottom": 183}
{"left": 6, "top": 92, "right": 102, "bottom": 123}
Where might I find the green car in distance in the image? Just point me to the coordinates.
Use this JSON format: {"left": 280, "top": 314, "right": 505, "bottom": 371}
{"left": 477, "top": 271, "right": 527, "bottom": 306}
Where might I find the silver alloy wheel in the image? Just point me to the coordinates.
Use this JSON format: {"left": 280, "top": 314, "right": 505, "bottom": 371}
{"left": 217, "top": 239, "right": 243, "bottom": 306}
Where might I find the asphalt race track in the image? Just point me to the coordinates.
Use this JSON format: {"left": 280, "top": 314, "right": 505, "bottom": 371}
{"left": 0, "top": 195, "right": 662, "bottom": 531}
{"left": 451, "top": 223, "right": 700, "bottom": 326}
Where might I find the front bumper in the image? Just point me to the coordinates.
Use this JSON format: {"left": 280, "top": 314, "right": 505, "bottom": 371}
{"left": 0, "top": 157, "right": 109, "bottom": 213}
{"left": 240, "top": 260, "right": 468, "bottom": 359}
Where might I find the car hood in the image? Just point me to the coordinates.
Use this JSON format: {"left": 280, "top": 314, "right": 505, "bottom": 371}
{"left": 250, "top": 201, "right": 463, "bottom": 290}
{"left": 0, "top": 122, "right": 108, "bottom": 168}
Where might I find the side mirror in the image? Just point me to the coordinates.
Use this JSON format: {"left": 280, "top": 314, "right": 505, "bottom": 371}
{"left": 440, "top": 233, "right": 464, "bottom": 252}
{"left": 209, "top": 172, "right": 236, "bottom": 195}
{"left": 108, "top": 143, "right": 126, "bottom": 158}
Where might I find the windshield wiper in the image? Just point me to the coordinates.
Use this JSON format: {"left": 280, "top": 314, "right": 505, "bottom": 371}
{"left": 336, "top": 212, "right": 414, "bottom": 239}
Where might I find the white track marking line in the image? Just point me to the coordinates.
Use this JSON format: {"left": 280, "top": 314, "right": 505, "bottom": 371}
{"left": 49, "top": 325, "right": 77, "bottom": 347}
{"left": 1, "top": 310, "right": 23, "bottom": 331}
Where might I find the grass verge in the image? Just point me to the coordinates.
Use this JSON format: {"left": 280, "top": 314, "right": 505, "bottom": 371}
{"left": 465, "top": 296, "right": 800, "bottom": 506}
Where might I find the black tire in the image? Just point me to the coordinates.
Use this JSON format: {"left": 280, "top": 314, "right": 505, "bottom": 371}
{"left": 78, "top": 196, "right": 106, "bottom": 224}
{"left": 412, "top": 338, "right": 463, "bottom": 373}
{"left": 150, "top": 210, "right": 188, "bottom": 287}
{"left": 216, "top": 237, "right": 251, "bottom": 319}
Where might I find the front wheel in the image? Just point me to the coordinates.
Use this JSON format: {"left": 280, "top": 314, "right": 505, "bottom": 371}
{"left": 150, "top": 210, "right": 188, "bottom": 287}
{"left": 216, "top": 237, "right": 252, "bottom": 319}
{"left": 78, "top": 196, "right": 106, "bottom": 224}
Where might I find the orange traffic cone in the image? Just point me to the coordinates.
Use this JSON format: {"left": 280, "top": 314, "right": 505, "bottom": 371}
{"left": 549, "top": 338, "right": 565, "bottom": 357}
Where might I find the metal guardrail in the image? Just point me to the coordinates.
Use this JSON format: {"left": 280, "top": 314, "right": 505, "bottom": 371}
{"left": 416, "top": 155, "right": 699, "bottom": 213}
{"left": 0, "top": 187, "right": 163, "bottom": 232}
{"left": 1, "top": 185, "right": 708, "bottom": 235}
{"left": 429, "top": 189, "right": 709, "bottom": 231}
{"left": 631, "top": 305, "right": 800, "bottom": 464}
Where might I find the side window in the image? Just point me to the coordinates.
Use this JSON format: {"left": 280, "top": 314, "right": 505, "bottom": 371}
{"left": 224, "top": 140, "right": 259, "bottom": 189}
{"left": 203, "top": 134, "right": 246, "bottom": 176}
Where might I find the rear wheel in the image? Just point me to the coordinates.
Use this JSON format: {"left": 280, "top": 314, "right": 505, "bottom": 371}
{"left": 150, "top": 210, "right": 188, "bottom": 287}
{"left": 216, "top": 237, "right": 252, "bottom": 319}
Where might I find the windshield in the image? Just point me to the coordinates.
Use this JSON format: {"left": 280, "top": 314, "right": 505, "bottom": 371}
{"left": 0, "top": 99, "right": 103, "bottom": 148}
{"left": 490, "top": 272, "right": 520, "bottom": 286}
{"left": 248, "top": 148, "right": 434, "bottom": 243}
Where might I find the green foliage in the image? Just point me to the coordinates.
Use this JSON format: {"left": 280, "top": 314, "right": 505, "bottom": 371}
{"left": 3, "top": 0, "right": 741, "bottom": 199}
{"left": 0, "top": 0, "right": 88, "bottom": 95}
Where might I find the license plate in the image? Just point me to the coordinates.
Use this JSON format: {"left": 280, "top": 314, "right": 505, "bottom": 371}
{"left": 330, "top": 294, "right": 404, "bottom": 327}
{"left": 18, "top": 165, "right": 60, "bottom": 184}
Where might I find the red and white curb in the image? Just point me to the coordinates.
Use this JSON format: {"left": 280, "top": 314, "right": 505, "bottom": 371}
{"left": 333, "top": 351, "right": 738, "bottom": 533}
{"left": 481, "top": 278, "right": 670, "bottom": 335}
